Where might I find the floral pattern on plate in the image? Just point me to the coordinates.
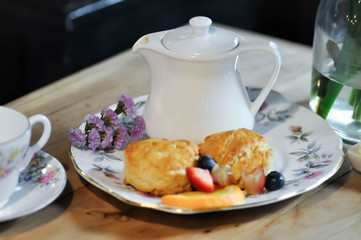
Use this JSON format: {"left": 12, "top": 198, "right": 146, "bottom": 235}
{"left": 70, "top": 89, "right": 344, "bottom": 214}
{"left": 0, "top": 151, "right": 67, "bottom": 222}
{"left": 18, "top": 152, "right": 62, "bottom": 188}
{"left": 285, "top": 127, "right": 335, "bottom": 187}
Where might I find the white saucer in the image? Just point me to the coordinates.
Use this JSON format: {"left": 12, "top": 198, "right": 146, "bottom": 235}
{"left": 0, "top": 150, "right": 66, "bottom": 222}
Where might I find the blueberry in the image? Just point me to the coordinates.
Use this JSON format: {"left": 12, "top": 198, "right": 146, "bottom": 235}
{"left": 197, "top": 155, "right": 217, "bottom": 172}
{"left": 265, "top": 171, "right": 285, "bottom": 191}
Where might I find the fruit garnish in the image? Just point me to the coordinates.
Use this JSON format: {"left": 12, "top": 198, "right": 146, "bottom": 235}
{"left": 265, "top": 171, "right": 285, "bottom": 191}
{"left": 186, "top": 167, "right": 214, "bottom": 193}
{"left": 242, "top": 165, "right": 266, "bottom": 195}
{"left": 211, "top": 164, "right": 233, "bottom": 188}
{"left": 197, "top": 155, "right": 216, "bottom": 172}
{"left": 161, "top": 185, "right": 245, "bottom": 210}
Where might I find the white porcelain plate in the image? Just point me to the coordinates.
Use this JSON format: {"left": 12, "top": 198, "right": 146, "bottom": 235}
{"left": 70, "top": 88, "right": 344, "bottom": 214}
{"left": 0, "top": 151, "right": 67, "bottom": 221}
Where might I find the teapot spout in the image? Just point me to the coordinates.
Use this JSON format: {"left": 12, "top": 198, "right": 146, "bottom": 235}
{"left": 132, "top": 35, "right": 149, "bottom": 52}
{"left": 132, "top": 31, "right": 167, "bottom": 54}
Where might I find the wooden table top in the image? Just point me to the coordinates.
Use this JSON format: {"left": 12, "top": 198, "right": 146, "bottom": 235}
{"left": 1, "top": 26, "right": 360, "bottom": 240}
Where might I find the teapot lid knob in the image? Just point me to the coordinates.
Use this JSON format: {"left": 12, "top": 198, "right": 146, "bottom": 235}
{"left": 189, "top": 16, "right": 212, "bottom": 37}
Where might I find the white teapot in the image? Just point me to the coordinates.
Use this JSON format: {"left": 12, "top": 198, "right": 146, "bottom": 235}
{"left": 133, "top": 16, "right": 281, "bottom": 144}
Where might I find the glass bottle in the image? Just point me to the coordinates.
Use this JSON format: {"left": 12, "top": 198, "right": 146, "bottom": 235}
{"left": 310, "top": 0, "right": 361, "bottom": 143}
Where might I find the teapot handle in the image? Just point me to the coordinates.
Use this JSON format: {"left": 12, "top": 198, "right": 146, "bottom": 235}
{"left": 238, "top": 38, "right": 281, "bottom": 116}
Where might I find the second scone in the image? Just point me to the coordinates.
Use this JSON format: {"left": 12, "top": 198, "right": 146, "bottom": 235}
{"left": 124, "top": 138, "right": 198, "bottom": 196}
{"left": 198, "top": 128, "right": 273, "bottom": 188}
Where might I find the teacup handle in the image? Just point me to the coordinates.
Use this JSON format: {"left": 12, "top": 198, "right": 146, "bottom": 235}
{"left": 239, "top": 38, "right": 282, "bottom": 115}
{"left": 21, "top": 114, "right": 52, "bottom": 171}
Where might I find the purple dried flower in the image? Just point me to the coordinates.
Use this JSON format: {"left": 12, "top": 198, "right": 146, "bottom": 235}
{"left": 88, "top": 128, "right": 101, "bottom": 151}
{"left": 101, "top": 107, "right": 121, "bottom": 129}
{"left": 100, "top": 126, "right": 114, "bottom": 149}
{"left": 68, "top": 128, "right": 86, "bottom": 147}
{"left": 84, "top": 114, "right": 105, "bottom": 132}
{"left": 70, "top": 94, "right": 148, "bottom": 152}
{"left": 101, "top": 108, "right": 118, "bottom": 122}
{"left": 115, "top": 94, "right": 135, "bottom": 117}
{"left": 129, "top": 115, "right": 145, "bottom": 140}
{"left": 114, "top": 124, "right": 129, "bottom": 149}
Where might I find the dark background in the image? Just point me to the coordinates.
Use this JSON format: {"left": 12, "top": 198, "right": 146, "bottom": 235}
{"left": 0, "top": 0, "right": 320, "bottom": 104}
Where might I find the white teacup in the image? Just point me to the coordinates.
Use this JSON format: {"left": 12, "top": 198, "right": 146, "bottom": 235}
{"left": 0, "top": 106, "right": 51, "bottom": 208}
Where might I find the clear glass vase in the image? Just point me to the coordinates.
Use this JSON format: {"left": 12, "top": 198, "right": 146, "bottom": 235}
{"left": 310, "top": 0, "right": 361, "bottom": 143}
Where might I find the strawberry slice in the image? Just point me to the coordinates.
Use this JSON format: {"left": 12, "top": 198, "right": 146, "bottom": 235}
{"left": 242, "top": 165, "right": 266, "bottom": 195}
{"left": 186, "top": 167, "right": 215, "bottom": 193}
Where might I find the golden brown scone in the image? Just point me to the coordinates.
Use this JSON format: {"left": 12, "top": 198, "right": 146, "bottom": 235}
{"left": 198, "top": 128, "right": 273, "bottom": 188}
{"left": 124, "top": 138, "right": 198, "bottom": 196}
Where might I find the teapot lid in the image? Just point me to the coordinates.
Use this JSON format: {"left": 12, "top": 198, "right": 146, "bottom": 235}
{"left": 162, "top": 16, "right": 239, "bottom": 55}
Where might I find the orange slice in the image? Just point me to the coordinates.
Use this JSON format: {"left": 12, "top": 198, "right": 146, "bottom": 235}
{"left": 161, "top": 185, "right": 245, "bottom": 210}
